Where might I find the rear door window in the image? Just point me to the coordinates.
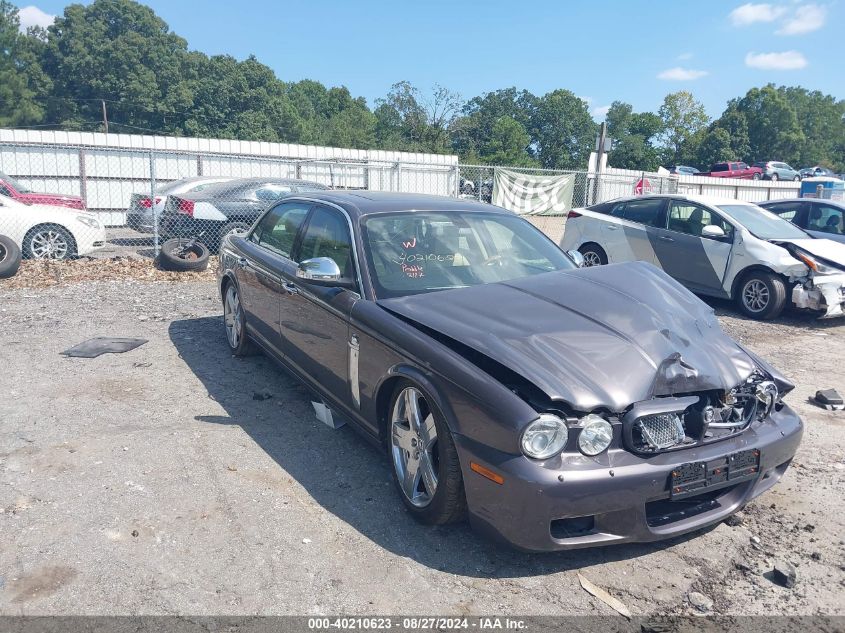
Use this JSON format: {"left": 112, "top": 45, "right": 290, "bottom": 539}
{"left": 611, "top": 198, "right": 665, "bottom": 227}
{"left": 809, "top": 204, "right": 844, "bottom": 235}
{"left": 764, "top": 201, "right": 804, "bottom": 223}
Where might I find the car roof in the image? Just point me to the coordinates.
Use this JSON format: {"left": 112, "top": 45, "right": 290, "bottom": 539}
{"left": 286, "top": 190, "right": 513, "bottom": 219}
{"left": 762, "top": 198, "right": 845, "bottom": 209}
{"left": 598, "top": 194, "right": 760, "bottom": 208}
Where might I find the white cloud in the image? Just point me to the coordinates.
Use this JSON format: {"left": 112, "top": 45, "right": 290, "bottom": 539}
{"left": 592, "top": 105, "right": 611, "bottom": 120}
{"left": 777, "top": 4, "right": 826, "bottom": 35}
{"left": 17, "top": 5, "right": 55, "bottom": 31}
{"left": 730, "top": 3, "right": 787, "bottom": 26}
{"left": 657, "top": 67, "right": 709, "bottom": 81}
{"left": 744, "top": 50, "right": 808, "bottom": 69}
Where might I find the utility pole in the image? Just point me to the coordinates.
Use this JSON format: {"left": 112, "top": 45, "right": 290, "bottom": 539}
{"left": 592, "top": 121, "right": 607, "bottom": 204}
{"left": 101, "top": 100, "right": 109, "bottom": 134}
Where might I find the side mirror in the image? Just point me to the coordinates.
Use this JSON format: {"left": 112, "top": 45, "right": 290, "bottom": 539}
{"left": 296, "top": 257, "right": 355, "bottom": 288}
{"left": 567, "top": 250, "right": 587, "bottom": 267}
{"left": 701, "top": 225, "right": 726, "bottom": 239}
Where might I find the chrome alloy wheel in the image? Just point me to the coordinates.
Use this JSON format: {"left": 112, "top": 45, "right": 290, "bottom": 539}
{"left": 223, "top": 285, "right": 243, "bottom": 349}
{"left": 30, "top": 229, "right": 69, "bottom": 259}
{"left": 742, "top": 279, "right": 770, "bottom": 313}
{"left": 582, "top": 250, "right": 603, "bottom": 267}
{"left": 391, "top": 387, "right": 439, "bottom": 507}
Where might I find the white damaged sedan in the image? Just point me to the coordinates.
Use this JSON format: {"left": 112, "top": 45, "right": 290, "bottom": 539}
{"left": 0, "top": 193, "right": 106, "bottom": 260}
{"left": 561, "top": 194, "right": 845, "bottom": 320}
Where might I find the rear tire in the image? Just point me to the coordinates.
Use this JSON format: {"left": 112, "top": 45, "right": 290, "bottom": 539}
{"left": 578, "top": 243, "right": 608, "bottom": 266}
{"left": 222, "top": 281, "right": 256, "bottom": 356}
{"left": 0, "top": 235, "right": 22, "bottom": 278}
{"left": 792, "top": 176, "right": 800, "bottom": 182}
{"left": 736, "top": 271, "right": 787, "bottom": 320}
{"left": 752, "top": 173, "right": 762, "bottom": 181}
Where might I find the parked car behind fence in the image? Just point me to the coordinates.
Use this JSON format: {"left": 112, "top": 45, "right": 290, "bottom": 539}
{"left": 0, "top": 171, "right": 86, "bottom": 210}
{"left": 753, "top": 162, "right": 801, "bottom": 182}
{"left": 760, "top": 198, "right": 845, "bottom": 244}
{"left": 126, "top": 176, "right": 235, "bottom": 234}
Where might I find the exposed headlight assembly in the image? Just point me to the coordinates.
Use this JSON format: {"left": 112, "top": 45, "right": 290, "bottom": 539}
{"left": 755, "top": 380, "right": 779, "bottom": 419}
{"left": 521, "top": 414, "right": 568, "bottom": 459}
{"left": 577, "top": 414, "right": 613, "bottom": 456}
{"left": 793, "top": 249, "right": 839, "bottom": 275}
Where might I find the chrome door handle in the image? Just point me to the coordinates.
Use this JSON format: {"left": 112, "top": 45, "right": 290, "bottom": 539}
{"left": 283, "top": 282, "right": 299, "bottom": 295}
{"left": 659, "top": 235, "right": 675, "bottom": 242}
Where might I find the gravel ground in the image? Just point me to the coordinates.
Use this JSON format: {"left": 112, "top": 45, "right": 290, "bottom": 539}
{"left": 0, "top": 278, "right": 843, "bottom": 617}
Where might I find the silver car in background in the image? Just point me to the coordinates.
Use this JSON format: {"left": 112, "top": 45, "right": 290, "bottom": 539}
{"left": 753, "top": 162, "right": 801, "bottom": 182}
{"left": 760, "top": 198, "right": 845, "bottom": 244}
{"left": 561, "top": 194, "right": 845, "bottom": 320}
{"left": 126, "top": 176, "right": 234, "bottom": 233}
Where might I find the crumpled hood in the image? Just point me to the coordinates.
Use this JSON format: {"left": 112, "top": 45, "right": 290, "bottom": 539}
{"left": 378, "top": 262, "right": 757, "bottom": 413}
{"left": 775, "top": 238, "right": 845, "bottom": 268}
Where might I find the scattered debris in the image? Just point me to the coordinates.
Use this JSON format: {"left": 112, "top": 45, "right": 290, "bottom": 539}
{"left": 133, "top": 362, "right": 152, "bottom": 368}
{"left": 302, "top": 538, "right": 312, "bottom": 544}
{"left": 252, "top": 390, "right": 273, "bottom": 401}
{"left": 724, "top": 514, "right": 744, "bottom": 527}
{"left": 312, "top": 401, "right": 346, "bottom": 429}
{"left": 131, "top": 530, "right": 139, "bottom": 538}
{"left": 811, "top": 552, "right": 822, "bottom": 561}
{"left": 227, "top": 465, "right": 238, "bottom": 472}
{"left": 577, "top": 573, "right": 631, "bottom": 619}
{"left": 62, "top": 337, "right": 148, "bottom": 358}
{"left": 812, "top": 388, "right": 844, "bottom": 411}
{"left": 687, "top": 591, "right": 713, "bottom": 613}
{"left": 0, "top": 256, "right": 218, "bottom": 289}
{"left": 771, "top": 560, "right": 797, "bottom": 588}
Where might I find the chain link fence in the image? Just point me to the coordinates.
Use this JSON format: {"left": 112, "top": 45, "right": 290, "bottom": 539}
{"left": 0, "top": 140, "right": 690, "bottom": 263}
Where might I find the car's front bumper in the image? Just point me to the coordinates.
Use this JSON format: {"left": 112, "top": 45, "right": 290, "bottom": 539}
{"left": 454, "top": 404, "right": 802, "bottom": 552}
{"left": 75, "top": 224, "right": 107, "bottom": 256}
{"left": 792, "top": 274, "right": 845, "bottom": 318}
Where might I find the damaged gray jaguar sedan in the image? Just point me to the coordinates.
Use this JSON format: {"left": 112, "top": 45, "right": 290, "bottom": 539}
{"left": 217, "top": 191, "right": 802, "bottom": 552}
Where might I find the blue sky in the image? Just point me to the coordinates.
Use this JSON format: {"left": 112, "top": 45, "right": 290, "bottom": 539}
{"left": 18, "top": 0, "right": 844, "bottom": 119}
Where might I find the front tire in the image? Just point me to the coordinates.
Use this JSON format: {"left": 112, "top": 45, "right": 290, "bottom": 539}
{"left": 737, "top": 272, "right": 787, "bottom": 320}
{"left": 0, "top": 235, "right": 22, "bottom": 278}
{"left": 770, "top": 173, "right": 779, "bottom": 181}
{"left": 23, "top": 224, "right": 76, "bottom": 260}
{"left": 388, "top": 381, "right": 466, "bottom": 525}
{"left": 222, "top": 282, "right": 256, "bottom": 356}
{"left": 752, "top": 173, "right": 762, "bottom": 180}
{"left": 578, "top": 243, "right": 608, "bottom": 266}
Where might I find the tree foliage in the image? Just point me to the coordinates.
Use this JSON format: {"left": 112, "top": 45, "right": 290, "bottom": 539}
{"left": 0, "top": 0, "right": 843, "bottom": 171}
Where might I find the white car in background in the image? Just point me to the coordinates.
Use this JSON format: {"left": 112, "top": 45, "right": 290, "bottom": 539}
{"left": 126, "top": 176, "right": 235, "bottom": 233}
{"left": 560, "top": 194, "right": 845, "bottom": 320}
{"left": 0, "top": 194, "right": 106, "bottom": 260}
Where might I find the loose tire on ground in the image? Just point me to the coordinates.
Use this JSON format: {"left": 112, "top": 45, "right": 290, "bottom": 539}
{"left": 578, "top": 243, "right": 608, "bottom": 266}
{"left": 736, "top": 271, "right": 787, "bottom": 320}
{"left": 387, "top": 380, "right": 467, "bottom": 525}
{"left": 0, "top": 235, "right": 22, "bottom": 278}
{"left": 157, "top": 238, "right": 210, "bottom": 272}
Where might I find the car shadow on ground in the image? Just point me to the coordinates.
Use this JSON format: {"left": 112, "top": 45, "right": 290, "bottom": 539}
{"left": 170, "top": 315, "right": 720, "bottom": 578}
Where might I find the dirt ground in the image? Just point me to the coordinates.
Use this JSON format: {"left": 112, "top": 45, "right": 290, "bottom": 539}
{"left": 0, "top": 274, "right": 843, "bottom": 617}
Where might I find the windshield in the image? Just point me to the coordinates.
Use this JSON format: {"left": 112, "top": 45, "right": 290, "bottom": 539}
{"left": 1, "top": 172, "right": 31, "bottom": 193}
{"left": 362, "top": 212, "right": 575, "bottom": 299}
{"left": 718, "top": 204, "right": 809, "bottom": 240}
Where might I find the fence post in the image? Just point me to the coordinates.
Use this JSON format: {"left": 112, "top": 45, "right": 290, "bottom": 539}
{"left": 78, "top": 148, "right": 87, "bottom": 209}
{"left": 196, "top": 154, "right": 203, "bottom": 176}
{"left": 453, "top": 164, "right": 460, "bottom": 198}
{"left": 396, "top": 162, "right": 402, "bottom": 192}
{"left": 150, "top": 150, "right": 159, "bottom": 256}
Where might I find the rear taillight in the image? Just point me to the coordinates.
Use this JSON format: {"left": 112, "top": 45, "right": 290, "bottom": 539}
{"left": 177, "top": 198, "right": 195, "bottom": 217}
{"left": 567, "top": 210, "right": 582, "bottom": 219}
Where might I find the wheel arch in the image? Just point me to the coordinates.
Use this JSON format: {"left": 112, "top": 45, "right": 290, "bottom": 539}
{"left": 373, "top": 365, "right": 458, "bottom": 444}
{"left": 729, "top": 264, "right": 787, "bottom": 300}
{"left": 22, "top": 222, "right": 78, "bottom": 258}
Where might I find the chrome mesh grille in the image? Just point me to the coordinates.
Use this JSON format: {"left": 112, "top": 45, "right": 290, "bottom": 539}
{"left": 637, "top": 413, "right": 685, "bottom": 450}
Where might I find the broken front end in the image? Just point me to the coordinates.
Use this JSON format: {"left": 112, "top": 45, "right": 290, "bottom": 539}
{"left": 783, "top": 244, "right": 845, "bottom": 318}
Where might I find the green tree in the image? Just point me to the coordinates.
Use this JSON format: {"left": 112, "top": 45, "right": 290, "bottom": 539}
{"left": 479, "top": 116, "right": 536, "bottom": 166}
{"left": 696, "top": 127, "right": 733, "bottom": 168}
{"left": 0, "top": 1, "right": 49, "bottom": 127}
{"left": 451, "top": 87, "right": 536, "bottom": 160}
{"left": 777, "top": 86, "right": 845, "bottom": 169}
{"left": 530, "top": 89, "right": 596, "bottom": 169}
{"left": 658, "top": 91, "right": 709, "bottom": 165}
{"left": 41, "top": 0, "right": 194, "bottom": 132}
{"left": 374, "top": 81, "right": 461, "bottom": 153}
{"left": 605, "top": 101, "right": 663, "bottom": 170}
{"left": 733, "top": 85, "right": 804, "bottom": 164}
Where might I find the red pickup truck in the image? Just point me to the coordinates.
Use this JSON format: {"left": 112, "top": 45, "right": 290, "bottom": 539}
{"left": 0, "top": 171, "right": 86, "bottom": 210}
{"left": 702, "top": 161, "right": 763, "bottom": 180}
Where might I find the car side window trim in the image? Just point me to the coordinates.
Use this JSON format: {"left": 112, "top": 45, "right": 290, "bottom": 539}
{"left": 664, "top": 199, "right": 735, "bottom": 240}
{"left": 249, "top": 201, "right": 314, "bottom": 260}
